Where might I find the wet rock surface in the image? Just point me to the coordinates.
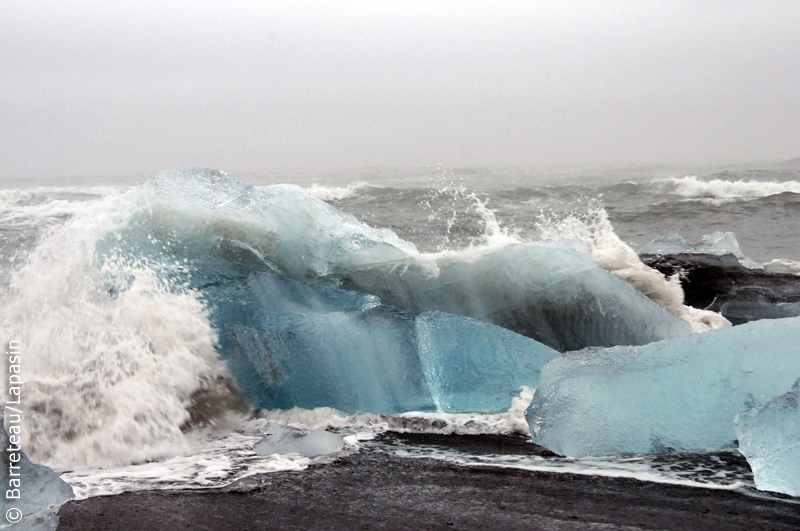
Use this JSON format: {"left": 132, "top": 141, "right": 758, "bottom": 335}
{"left": 641, "top": 253, "right": 800, "bottom": 325}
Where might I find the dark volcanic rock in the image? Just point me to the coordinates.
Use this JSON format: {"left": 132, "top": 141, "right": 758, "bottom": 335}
{"left": 641, "top": 253, "right": 800, "bottom": 325}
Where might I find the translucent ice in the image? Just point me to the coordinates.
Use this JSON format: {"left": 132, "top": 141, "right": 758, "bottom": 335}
{"left": 340, "top": 241, "right": 692, "bottom": 352}
{"left": 416, "top": 311, "right": 559, "bottom": 412}
{"left": 253, "top": 424, "right": 344, "bottom": 458}
{"left": 209, "top": 272, "right": 435, "bottom": 415}
{"left": 526, "top": 317, "right": 800, "bottom": 457}
{"left": 1, "top": 407, "right": 74, "bottom": 531}
{"left": 735, "top": 379, "right": 800, "bottom": 497}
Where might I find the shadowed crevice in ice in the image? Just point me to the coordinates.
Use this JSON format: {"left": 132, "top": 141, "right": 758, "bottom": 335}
{"left": 1, "top": 407, "right": 74, "bottom": 531}
{"left": 736, "top": 379, "right": 800, "bottom": 497}
{"left": 526, "top": 316, "right": 800, "bottom": 458}
{"left": 416, "top": 311, "right": 559, "bottom": 412}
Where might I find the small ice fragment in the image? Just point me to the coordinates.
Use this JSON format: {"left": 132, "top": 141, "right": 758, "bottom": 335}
{"left": 735, "top": 379, "right": 800, "bottom": 497}
{"left": 762, "top": 259, "right": 800, "bottom": 275}
{"left": 1, "top": 407, "right": 74, "bottom": 531}
{"left": 253, "top": 424, "right": 344, "bottom": 458}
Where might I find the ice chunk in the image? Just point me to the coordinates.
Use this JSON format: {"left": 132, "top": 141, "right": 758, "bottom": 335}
{"left": 762, "top": 259, "right": 800, "bottom": 275}
{"left": 209, "top": 272, "right": 435, "bottom": 415}
{"left": 526, "top": 316, "right": 800, "bottom": 457}
{"left": 735, "top": 379, "right": 800, "bottom": 497}
{"left": 253, "top": 424, "right": 344, "bottom": 458}
{"left": 1, "top": 407, "right": 74, "bottom": 531}
{"left": 340, "top": 241, "right": 692, "bottom": 352}
{"left": 639, "top": 231, "right": 759, "bottom": 268}
{"left": 416, "top": 311, "right": 559, "bottom": 412}
{"left": 638, "top": 231, "right": 690, "bottom": 255}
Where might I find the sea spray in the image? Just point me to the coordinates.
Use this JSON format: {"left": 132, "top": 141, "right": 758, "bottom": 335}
{"left": 533, "top": 204, "right": 730, "bottom": 332}
{"left": 0, "top": 192, "right": 242, "bottom": 468}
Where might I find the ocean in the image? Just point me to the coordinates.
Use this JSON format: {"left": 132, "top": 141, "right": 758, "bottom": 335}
{"left": 1, "top": 162, "right": 799, "bottom": 511}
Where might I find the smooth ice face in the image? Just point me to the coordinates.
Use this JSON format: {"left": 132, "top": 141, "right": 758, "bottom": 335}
{"left": 209, "top": 272, "right": 435, "bottom": 415}
{"left": 735, "top": 380, "right": 800, "bottom": 497}
{"left": 526, "top": 317, "right": 800, "bottom": 458}
{"left": 416, "top": 311, "right": 559, "bottom": 412}
{"left": 253, "top": 424, "right": 344, "bottom": 458}
{"left": 1, "top": 408, "right": 74, "bottom": 531}
{"left": 340, "top": 241, "right": 692, "bottom": 352}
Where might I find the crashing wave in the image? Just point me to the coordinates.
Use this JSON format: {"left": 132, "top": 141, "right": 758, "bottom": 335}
{"left": 658, "top": 176, "right": 800, "bottom": 203}
{"left": 534, "top": 207, "right": 730, "bottom": 332}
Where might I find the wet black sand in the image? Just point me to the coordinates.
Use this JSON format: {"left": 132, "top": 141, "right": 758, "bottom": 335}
{"left": 57, "top": 434, "right": 800, "bottom": 531}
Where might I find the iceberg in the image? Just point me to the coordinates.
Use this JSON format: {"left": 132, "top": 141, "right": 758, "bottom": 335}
{"left": 416, "top": 311, "right": 559, "bottom": 412}
{"left": 338, "top": 241, "right": 692, "bottom": 352}
{"left": 1, "top": 407, "right": 74, "bottom": 531}
{"left": 253, "top": 424, "right": 344, "bottom": 458}
{"left": 735, "top": 379, "right": 800, "bottom": 497}
{"left": 526, "top": 317, "right": 800, "bottom": 458}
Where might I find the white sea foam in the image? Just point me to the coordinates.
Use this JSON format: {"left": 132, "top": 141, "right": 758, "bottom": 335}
{"left": 0, "top": 193, "right": 237, "bottom": 469}
{"left": 306, "top": 181, "right": 377, "bottom": 201}
{"left": 660, "top": 176, "right": 800, "bottom": 202}
{"left": 61, "top": 429, "right": 314, "bottom": 499}
{"left": 386, "top": 445, "right": 751, "bottom": 492}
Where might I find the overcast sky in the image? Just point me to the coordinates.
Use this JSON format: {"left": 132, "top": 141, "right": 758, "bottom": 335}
{"left": 2, "top": 1, "right": 799, "bottom": 178}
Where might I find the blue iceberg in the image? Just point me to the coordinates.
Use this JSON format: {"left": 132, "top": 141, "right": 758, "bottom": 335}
{"left": 735, "top": 379, "right": 800, "bottom": 497}
{"left": 416, "top": 311, "right": 559, "bottom": 412}
{"left": 526, "top": 317, "right": 800, "bottom": 457}
{"left": 90, "top": 169, "right": 699, "bottom": 414}
{"left": 1, "top": 407, "right": 74, "bottom": 531}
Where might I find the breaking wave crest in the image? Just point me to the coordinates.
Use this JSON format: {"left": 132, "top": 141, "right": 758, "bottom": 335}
{"left": 532, "top": 205, "right": 730, "bottom": 332}
{"left": 659, "top": 176, "right": 800, "bottom": 203}
{"left": 0, "top": 192, "right": 243, "bottom": 468}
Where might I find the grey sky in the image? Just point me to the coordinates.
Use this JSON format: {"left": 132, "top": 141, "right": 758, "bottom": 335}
{"left": 2, "top": 1, "right": 799, "bottom": 178}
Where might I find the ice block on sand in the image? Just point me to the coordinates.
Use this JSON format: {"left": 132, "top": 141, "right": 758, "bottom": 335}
{"left": 1, "top": 407, "right": 74, "bottom": 531}
{"left": 526, "top": 317, "right": 800, "bottom": 457}
{"left": 736, "top": 379, "right": 800, "bottom": 497}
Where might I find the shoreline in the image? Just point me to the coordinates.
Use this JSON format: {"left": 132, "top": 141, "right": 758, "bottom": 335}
{"left": 57, "top": 444, "right": 800, "bottom": 531}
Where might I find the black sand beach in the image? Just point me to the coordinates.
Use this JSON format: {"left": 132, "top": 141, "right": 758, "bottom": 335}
{"left": 57, "top": 434, "right": 800, "bottom": 531}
